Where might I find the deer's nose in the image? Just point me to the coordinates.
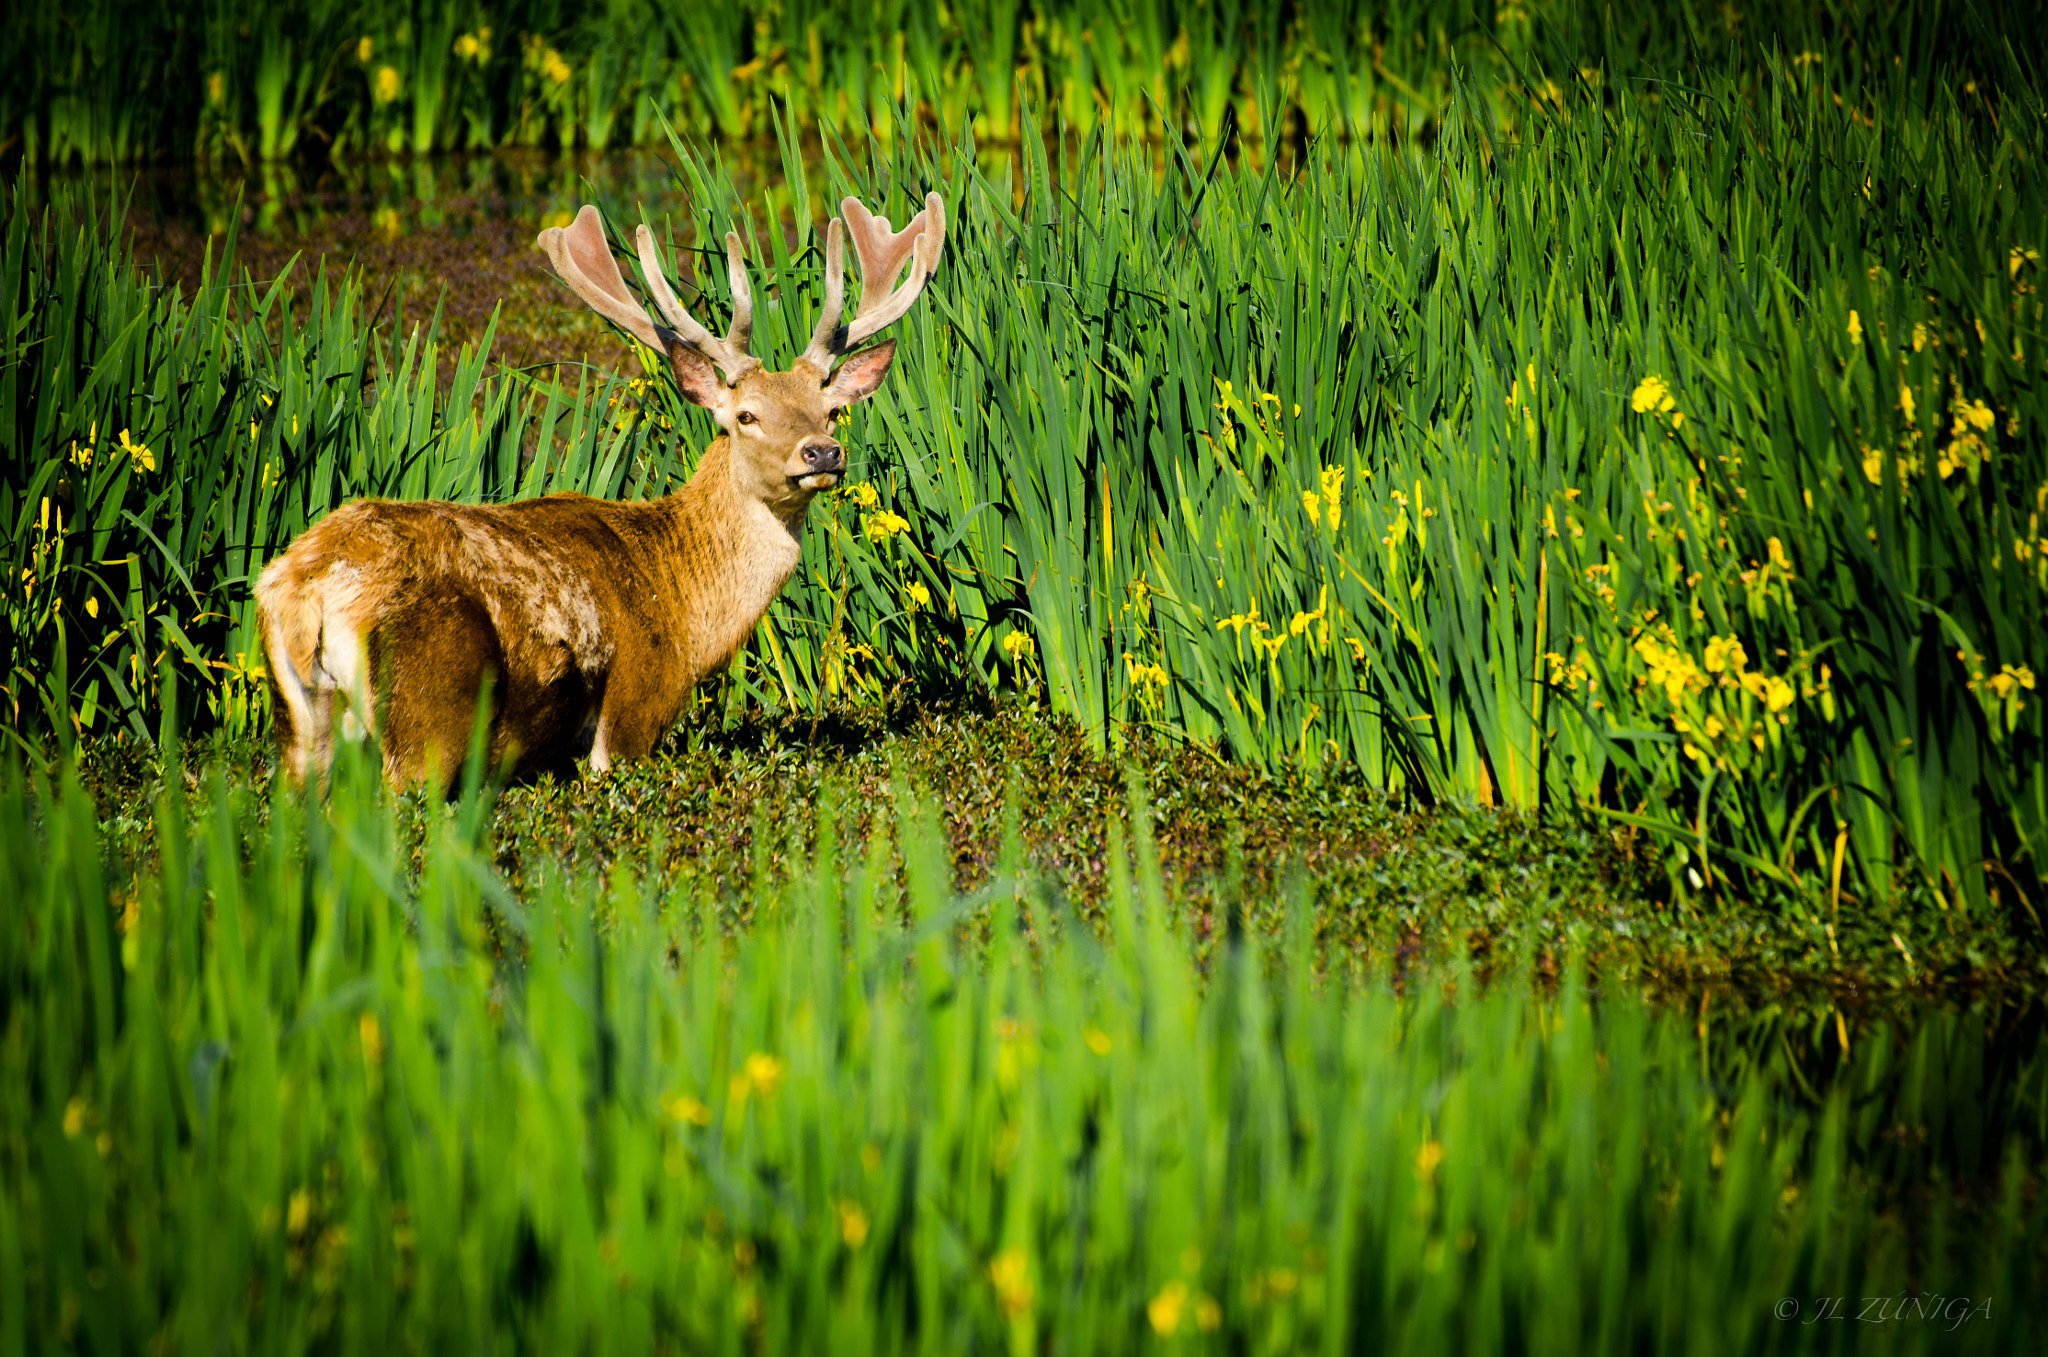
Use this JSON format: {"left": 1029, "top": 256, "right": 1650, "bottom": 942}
{"left": 800, "top": 439, "right": 844, "bottom": 472}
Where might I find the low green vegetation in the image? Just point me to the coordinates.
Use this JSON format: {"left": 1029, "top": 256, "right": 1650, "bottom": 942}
{"left": 71, "top": 699, "right": 2047, "bottom": 999}
{"left": 6, "top": 745, "right": 2044, "bottom": 1351}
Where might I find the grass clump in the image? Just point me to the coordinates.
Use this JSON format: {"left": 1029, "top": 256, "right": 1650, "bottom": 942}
{"left": 5, "top": 743, "right": 2044, "bottom": 1351}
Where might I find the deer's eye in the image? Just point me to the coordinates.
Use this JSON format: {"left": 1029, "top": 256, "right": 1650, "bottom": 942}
{"left": 736, "top": 410, "right": 758, "bottom": 426}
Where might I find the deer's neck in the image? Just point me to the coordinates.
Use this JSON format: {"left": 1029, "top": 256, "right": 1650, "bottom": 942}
{"left": 653, "top": 438, "right": 807, "bottom": 683}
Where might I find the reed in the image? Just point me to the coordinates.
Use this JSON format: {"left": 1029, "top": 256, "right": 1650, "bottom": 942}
{"left": 4, "top": 3, "right": 2044, "bottom": 911}
{"left": 1, "top": 748, "right": 2038, "bottom": 1351}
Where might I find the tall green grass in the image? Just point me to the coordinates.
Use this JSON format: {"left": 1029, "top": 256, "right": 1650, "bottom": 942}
{"left": 643, "top": 52, "right": 2045, "bottom": 912}
{"left": 3, "top": 748, "right": 2040, "bottom": 1351}
{"left": 5, "top": 7, "right": 2045, "bottom": 914}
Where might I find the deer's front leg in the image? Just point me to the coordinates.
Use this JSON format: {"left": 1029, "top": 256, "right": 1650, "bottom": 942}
{"left": 588, "top": 671, "right": 674, "bottom": 773}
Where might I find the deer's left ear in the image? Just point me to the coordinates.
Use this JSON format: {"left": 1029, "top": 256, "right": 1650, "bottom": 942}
{"left": 824, "top": 340, "right": 897, "bottom": 405}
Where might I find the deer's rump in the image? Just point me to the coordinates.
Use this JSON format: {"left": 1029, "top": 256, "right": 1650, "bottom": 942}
{"left": 256, "top": 496, "right": 626, "bottom": 782}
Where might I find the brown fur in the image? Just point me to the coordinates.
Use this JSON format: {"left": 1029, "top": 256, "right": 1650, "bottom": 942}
{"left": 256, "top": 349, "right": 896, "bottom": 787}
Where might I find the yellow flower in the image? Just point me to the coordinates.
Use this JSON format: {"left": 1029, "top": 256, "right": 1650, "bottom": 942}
{"left": 1630, "top": 375, "right": 1685, "bottom": 429}
{"left": 359, "top": 1013, "right": 384, "bottom": 1065}
{"left": 989, "top": 1248, "right": 1033, "bottom": 1317}
{"left": 663, "top": 1094, "right": 712, "bottom": 1126}
{"left": 85, "top": 596, "right": 98, "bottom": 619}
{"left": 2011, "top": 247, "right": 2039, "bottom": 280}
{"left": 207, "top": 72, "right": 225, "bottom": 106}
{"left": 1986, "top": 664, "right": 2036, "bottom": 699}
{"left": 453, "top": 33, "right": 479, "bottom": 61}
{"left": 1216, "top": 606, "right": 1262, "bottom": 636}
{"left": 1847, "top": 310, "right": 1862, "bottom": 344}
{"left": 541, "top": 48, "right": 572, "bottom": 85}
{"left": 1083, "top": 1026, "right": 1112, "bottom": 1056}
{"left": 1124, "top": 653, "right": 1167, "bottom": 689}
{"left": 1002, "top": 630, "right": 1034, "bottom": 661}
{"left": 741, "top": 1052, "right": 785, "bottom": 1099}
{"left": 356, "top": 36, "right": 374, "bottom": 63}
{"left": 1633, "top": 633, "right": 1703, "bottom": 703}
{"left": 904, "top": 580, "right": 931, "bottom": 610}
{"left": 836, "top": 1200, "right": 870, "bottom": 1248}
{"left": 117, "top": 428, "right": 154, "bottom": 472}
{"left": 1318, "top": 463, "right": 1345, "bottom": 530}
{"left": 862, "top": 508, "right": 910, "bottom": 542}
{"left": 373, "top": 65, "right": 401, "bottom": 104}
{"left": 846, "top": 481, "right": 880, "bottom": 508}
{"left": 1763, "top": 675, "right": 1796, "bottom": 713}
{"left": 373, "top": 206, "right": 401, "bottom": 237}
{"left": 63, "top": 1097, "right": 88, "bottom": 1138}
{"left": 1148, "top": 1280, "right": 1189, "bottom": 1335}
{"left": 1899, "top": 382, "right": 1917, "bottom": 426}
{"left": 1416, "top": 1138, "right": 1445, "bottom": 1182}
{"left": 1288, "top": 584, "right": 1329, "bottom": 643}
{"left": 1196, "top": 1295, "right": 1223, "bottom": 1330}
{"left": 1703, "top": 635, "right": 1748, "bottom": 675}
{"left": 286, "top": 1188, "right": 315, "bottom": 1237}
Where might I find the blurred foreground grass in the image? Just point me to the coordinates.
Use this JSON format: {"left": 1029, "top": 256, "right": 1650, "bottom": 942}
{"left": 8, "top": 725, "right": 2045, "bottom": 1352}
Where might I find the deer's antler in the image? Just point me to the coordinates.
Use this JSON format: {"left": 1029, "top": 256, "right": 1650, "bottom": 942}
{"left": 537, "top": 205, "right": 759, "bottom": 384}
{"left": 800, "top": 192, "right": 946, "bottom": 372}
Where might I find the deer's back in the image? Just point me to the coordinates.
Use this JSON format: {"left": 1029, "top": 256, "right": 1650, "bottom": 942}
{"left": 256, "top": 492, "right": 689, "bottom": 701}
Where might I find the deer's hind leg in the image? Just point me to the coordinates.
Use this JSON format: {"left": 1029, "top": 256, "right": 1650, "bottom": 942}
{"left": 258, "top": 596, "right": 333, "bottom": 784}
{"left": 371, "top": 589, "right": 505, "bottom": 791}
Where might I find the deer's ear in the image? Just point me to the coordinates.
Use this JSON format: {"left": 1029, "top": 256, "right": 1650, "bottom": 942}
{"left": 824, "top": 340, "right": 897, "bottom": 405}
{"left": 663, "top": 337, "right": 727, "bottom": 408}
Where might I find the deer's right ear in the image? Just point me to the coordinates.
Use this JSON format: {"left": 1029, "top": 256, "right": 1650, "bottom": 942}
{"left": 662, "top": 336, "right": 729, "bottom": 410}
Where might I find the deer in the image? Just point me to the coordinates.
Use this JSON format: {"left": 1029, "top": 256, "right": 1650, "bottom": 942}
{"left": 254, "top": 190, "right": 946, "bottom": 787}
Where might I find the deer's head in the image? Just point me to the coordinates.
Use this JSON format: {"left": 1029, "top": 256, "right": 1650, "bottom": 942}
{"left": 538, "top": 195, "right": 945, "bottom": 517}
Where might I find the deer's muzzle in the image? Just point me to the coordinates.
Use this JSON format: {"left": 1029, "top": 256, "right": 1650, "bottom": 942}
{"left": 794, "top": 438, "right": 845, "bottom": 490}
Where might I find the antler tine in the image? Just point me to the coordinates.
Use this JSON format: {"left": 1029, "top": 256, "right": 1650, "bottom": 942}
{"left": 791, "top": 192, "right": 948, "bottom": 372}
{"left": 631, "top": 223, "right": 759, "bottom": 384}
{"left": 537, "top": 206, "right": 665, "bottom": 353}
{"left": 722, "top": 231, "right": 755, "bottom": 362}
{"left": 798, "top": 218, "right": 847, "bottom": 372}
{"left": 634, "top": 224, "right": 717, "bottom": 352}
{"left": 840, "top": 191, "right": 946, "bottom": 351}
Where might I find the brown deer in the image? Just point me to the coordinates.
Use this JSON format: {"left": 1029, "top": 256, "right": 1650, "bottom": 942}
{"left": 255, "top": 191, "right": 946, "bottom": 786}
